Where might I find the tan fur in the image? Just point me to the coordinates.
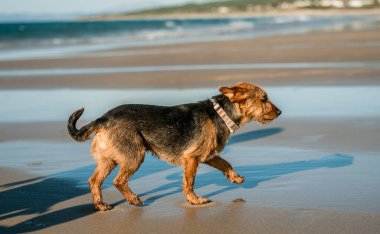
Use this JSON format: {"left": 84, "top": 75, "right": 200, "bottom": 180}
{"left": 69, "top": 82, "right": 280, "bottom": 210}
{"left": 205, "top": 156, "right": 244, "bottom": 184}
{"left": 89, "top": 130, "right": 146, "bottom": 209}
{"left": 220, "top": 83, "right": 279, "bottom": 125}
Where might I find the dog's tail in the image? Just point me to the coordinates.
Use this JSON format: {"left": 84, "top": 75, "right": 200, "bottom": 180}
{"left": 67, "top": 108, "right": 98, "bottom": 142}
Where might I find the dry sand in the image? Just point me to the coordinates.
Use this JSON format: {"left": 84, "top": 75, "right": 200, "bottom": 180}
{"left": 1, "top": 18, "right": 380, "bottom": 233}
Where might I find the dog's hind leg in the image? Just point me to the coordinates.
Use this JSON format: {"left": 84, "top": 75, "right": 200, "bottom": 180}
{"left": 113, "top": 150, "right": 145, "bottom": 206}
{"left": 88, "top": 159, "right": 116, "bottom": 211}
{"left": 205, "top": 156, "right": 244, "bottom": 184}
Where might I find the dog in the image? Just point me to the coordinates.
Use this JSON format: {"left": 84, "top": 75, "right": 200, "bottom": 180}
{"left": 67, "top": 82, "right": 281, "bottom": 211}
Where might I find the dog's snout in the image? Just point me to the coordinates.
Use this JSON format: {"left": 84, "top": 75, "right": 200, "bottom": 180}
{"left": 277, "top": 109, "right": 282, "bottom": 116}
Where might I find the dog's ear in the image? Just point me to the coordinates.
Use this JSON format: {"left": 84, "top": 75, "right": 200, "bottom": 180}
{"left": 219, "top": 86, "right": 250, "bottom": 102}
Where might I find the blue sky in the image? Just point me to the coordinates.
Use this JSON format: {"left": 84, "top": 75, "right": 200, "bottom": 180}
{"left": 0, "top": 0, "right": 213, "bottom": 16}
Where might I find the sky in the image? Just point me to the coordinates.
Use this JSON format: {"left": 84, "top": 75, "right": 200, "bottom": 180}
{"left": 0, "top": 0, "right": 214, "bottom": 16}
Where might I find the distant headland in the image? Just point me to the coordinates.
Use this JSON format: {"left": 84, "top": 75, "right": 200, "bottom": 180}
{"left": 83, "top": 0, "right": 380, "bottom": 20}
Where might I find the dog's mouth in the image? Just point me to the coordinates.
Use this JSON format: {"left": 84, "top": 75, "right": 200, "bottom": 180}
{"left": 258, "top": 116, "right": 276, "bottom": 125}
{"left": 260, "top": 119, "right": 272, "bottom": 125}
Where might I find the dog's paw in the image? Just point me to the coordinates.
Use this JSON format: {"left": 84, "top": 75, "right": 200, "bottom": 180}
{"left": 129, "top": 197, "right": 144, "bottom": 206}
{"left": 94, "top": 202, "right": 113, "bottom": 211}
{"left": 228, "top": 174, "right": 245, "bottom": 184}
{"left": 189, "top": 197, "right": 211, "bottom": 205}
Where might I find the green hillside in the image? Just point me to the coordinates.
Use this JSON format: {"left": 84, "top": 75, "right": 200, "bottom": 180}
{"left": 89, "top": 0, "right": 379, "bottom": 19}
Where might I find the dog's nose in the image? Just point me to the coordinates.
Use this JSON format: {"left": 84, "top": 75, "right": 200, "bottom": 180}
{"left": 277, "top": 109, "right": 282, "bottom": 116}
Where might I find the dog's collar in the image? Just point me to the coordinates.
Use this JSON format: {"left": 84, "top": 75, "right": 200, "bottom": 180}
{"left": 211, "top": 99, "right": 239, "bottom": 133}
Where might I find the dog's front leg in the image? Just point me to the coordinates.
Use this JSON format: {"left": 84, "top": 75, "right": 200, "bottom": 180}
{"left": 205, "top": 156, "right": 244, "bottom": 184}
{"left": 183, "top": 158, "right": 210, "bottom": 205}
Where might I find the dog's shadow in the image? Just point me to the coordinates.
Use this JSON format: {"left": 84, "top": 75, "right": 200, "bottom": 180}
{"left": 228, "top": 127, "right": 283, "bottom": 145}
{"left": 139, "top": 154, "right": 354, "bottom": 206}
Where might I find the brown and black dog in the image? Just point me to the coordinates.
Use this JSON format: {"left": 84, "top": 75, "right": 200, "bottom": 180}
{"left": 67, "top": 82, "right": 281, "bottom": 211}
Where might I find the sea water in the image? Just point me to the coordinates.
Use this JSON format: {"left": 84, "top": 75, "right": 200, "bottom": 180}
{"left": 0, "top": 15, "right": 378, "bottom": 61}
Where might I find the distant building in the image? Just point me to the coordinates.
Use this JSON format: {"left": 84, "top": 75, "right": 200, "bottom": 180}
{"left": 217, "top": 6, "right": 230, "bottom": 14}
{"left": 284, "top": 0, "right": 377, "bottom": 8}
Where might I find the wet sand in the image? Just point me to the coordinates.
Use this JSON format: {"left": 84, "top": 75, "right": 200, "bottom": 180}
{"left": 1, "top": 166, "right": 380, "bottom": 234}
{"left": 1, "top": 29, "right": 380, "bottom": 89}
{"left": 1, "top": 18, "right": 380, "bottom": 233}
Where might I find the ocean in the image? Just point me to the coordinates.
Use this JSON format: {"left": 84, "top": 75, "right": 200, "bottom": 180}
{"left": 0, "top": 15, "right": 377, "bottom": 61}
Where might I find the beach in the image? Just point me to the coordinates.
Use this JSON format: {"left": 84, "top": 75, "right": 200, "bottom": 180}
{"left": 1, "top": 13, "right": 380, "bottom": 233}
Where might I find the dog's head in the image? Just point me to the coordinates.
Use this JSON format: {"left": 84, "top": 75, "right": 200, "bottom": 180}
{"left": 220, "top": 82, "right": 281, "bottom": 125}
